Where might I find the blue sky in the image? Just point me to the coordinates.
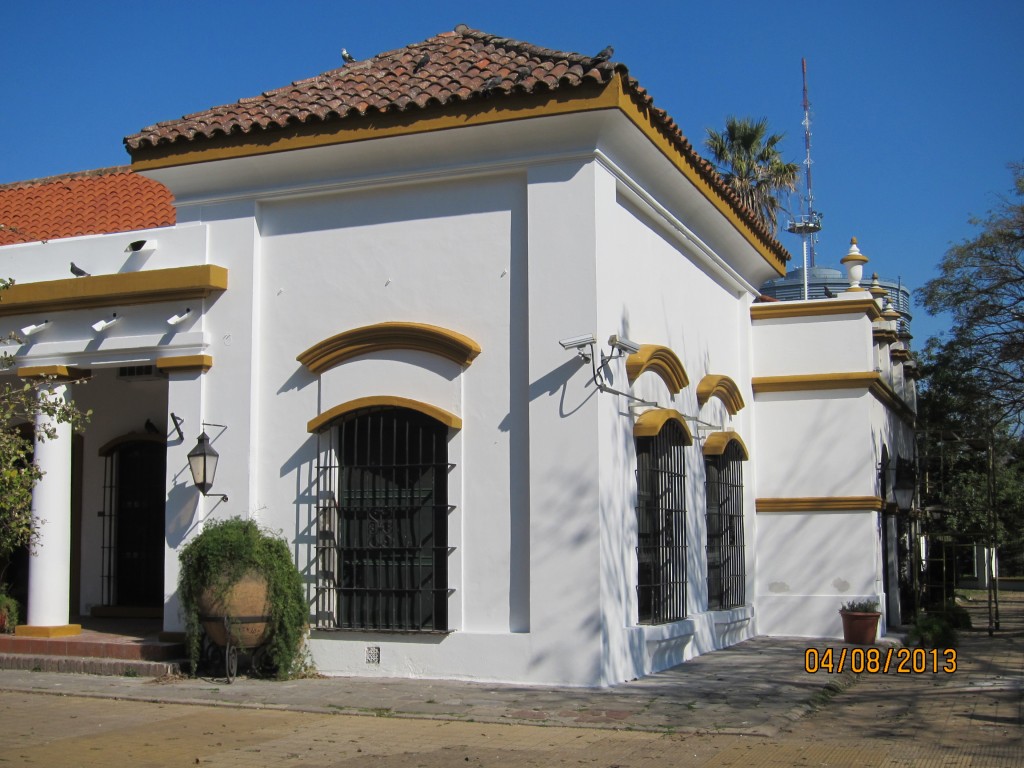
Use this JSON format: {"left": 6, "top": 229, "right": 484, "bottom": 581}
{"left": 4, "top": 1, "right": 1021, "bottom": 344}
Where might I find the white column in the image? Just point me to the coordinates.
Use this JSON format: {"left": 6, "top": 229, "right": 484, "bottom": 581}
{"left": 27, "top": 383, "right": 73, "bottom": 627}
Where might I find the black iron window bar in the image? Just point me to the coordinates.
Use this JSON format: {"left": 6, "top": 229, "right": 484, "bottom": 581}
{"left": 705, "top": 442, "right": 746, "bottom": 610}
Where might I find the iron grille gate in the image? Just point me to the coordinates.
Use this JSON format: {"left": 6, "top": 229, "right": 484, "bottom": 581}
{"left": 636, "top": 420, "right": 688, "bottom": 624}
{"left": 316, "top": 407, "right": 453, "bottom": 632}
{"left": 705, "top": 443, "right": 746, "bottom": 609}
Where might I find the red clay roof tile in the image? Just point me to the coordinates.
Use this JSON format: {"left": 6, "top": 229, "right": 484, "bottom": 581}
{"left": 124, "top": 26, "right": 787, "bottom": 265}
{"left": 0, "top": 168, "right": 174, "bottom": 246}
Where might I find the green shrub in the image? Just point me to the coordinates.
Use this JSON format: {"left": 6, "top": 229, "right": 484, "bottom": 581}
{"left": 943, "top": 600, "right": 973, "bottom": 629}
{"left": 840, "top": 599, "right": 880, "bottom": 613}
{"left": 178, "top": 517, "right": 308, "bottom": 678}
{"left": 0, "top": 585, "right": 19, "bottom": 632}
{"left": 907, "top": 612, "right": 959, "bottom": 648}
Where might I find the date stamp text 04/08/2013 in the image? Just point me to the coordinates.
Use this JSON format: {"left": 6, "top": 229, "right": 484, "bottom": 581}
{"left": 804, "top": 647, "right": 957, "bottom": 674}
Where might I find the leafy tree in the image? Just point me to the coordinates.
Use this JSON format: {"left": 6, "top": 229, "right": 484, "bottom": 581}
{"left": 920, "top": 163, "right": 1024, "bottom": 427}
{"left": 704, "top": 116, "right": 800, "bottom": 234}
{"left": 0, "top": 279, "right": 89, "bottom": 582}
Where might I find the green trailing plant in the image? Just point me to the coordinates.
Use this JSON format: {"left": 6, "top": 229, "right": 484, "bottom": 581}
{"left": 0, "top": 584, "right": 19, "bottom": 632}
{"left": 907, "top": 612, "right": 959, "bottom": 648}
{"left": 178, "top": 517, "right": 308, "bottom": 679}
{"left": 840, "top": 599, "right": 880, "bottom": 613}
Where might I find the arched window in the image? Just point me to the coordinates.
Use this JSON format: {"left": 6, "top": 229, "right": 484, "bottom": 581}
{"left": 316, "top": 406, "right": 452, "bottom": 632}
{"left": 635, "top": 419, "right": 689, "bottom": 624}
{"left": 705, "top": 440, "right": 746, "bottom": 610}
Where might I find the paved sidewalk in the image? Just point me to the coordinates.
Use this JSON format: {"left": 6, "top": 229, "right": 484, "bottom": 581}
{"left": 0, "top": 593, "right": 1020, "bottom": 746}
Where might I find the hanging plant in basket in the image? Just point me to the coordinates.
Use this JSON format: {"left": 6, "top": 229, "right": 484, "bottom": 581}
{"left": 178, "top": 517, "right": 308, "bottom": 678}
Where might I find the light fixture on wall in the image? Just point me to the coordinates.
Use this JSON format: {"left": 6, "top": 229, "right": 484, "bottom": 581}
{"left": 20, "top": 320, "right": 50, "bottom": 337}
{"left": 187, "top": 425, "right": 228, "bottom": 502}
{"left": 167, "top": 308, "right": 192, "bottom": 326}
{"left": 892, "top": 457, "right": 916, "bottom": 513}
{"left": 91, "top": 313, "right": 119, "bottom": 333}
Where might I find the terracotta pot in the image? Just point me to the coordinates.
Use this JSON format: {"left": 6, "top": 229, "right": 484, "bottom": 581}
{"left": 840, "top": 610, "right": 881, "bottom": 645}
{"left": 198, "top": 571, "right": 271, "bottom": 649}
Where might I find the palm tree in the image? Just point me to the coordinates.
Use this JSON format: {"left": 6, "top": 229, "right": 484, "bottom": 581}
{"left": 704, "top": 116, "right": 799, "bottom": 235}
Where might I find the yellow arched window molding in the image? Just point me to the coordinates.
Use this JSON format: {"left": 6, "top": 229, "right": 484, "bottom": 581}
{"left": 633, "top": 408, "right": 693, "bottom": 445}
{"left": 702, "top": 431, "right": 749, "bottom": 460}
{"left": 625, "top": 345, "right": 688, "bottom": 394}
{"left": 307, "top": 395, "right": 462, "bottom": 434}
{"left": 297, "top": 322, "right": 482, "bottom": 375}
{"left": 696, "top": 374, "right": 745, "bottom": 415}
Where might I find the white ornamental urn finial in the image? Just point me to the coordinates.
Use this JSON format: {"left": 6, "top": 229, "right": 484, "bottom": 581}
{"left": 840, "top": 237, "right": 869, "bottom": 291}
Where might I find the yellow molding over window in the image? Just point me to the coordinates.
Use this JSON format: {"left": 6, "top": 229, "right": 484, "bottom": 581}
{"left": 625, "top": 344, "right": 688, "bottom": 394}
{"left": 155, "top": 355, "right": 214, "bottom": 374}
{"left": 696, "top": 374, "right": 745, "bottom": 414}
{"left": 297, "top": 322, "right": 481, "bottom": 375}
{"left": 16, "top": 365, "right": 91, "bottom": 381}
{"left": 702, "top": 431, "right": 749, "bottom": 460}
{"left": 131, "top": 74, "right": 787, "bottom": 277}
{"left": 750, "top": 298, "right": 881, "bottom": 322}
{"left": 756, "top": 496, "right": 884, "bottom": 513}
{"left": 633, "top": 408, "right": 693, "bottom": 444}
{"left": 0, "top": 265, "right": 228, "bottom": 316}
{"left": 307, "top": 395, "right": 462, "bottom": 434}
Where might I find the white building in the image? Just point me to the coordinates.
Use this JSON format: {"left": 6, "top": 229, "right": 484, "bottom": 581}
{"left": 0, "top": 26, "right": 916, "bottom": 686}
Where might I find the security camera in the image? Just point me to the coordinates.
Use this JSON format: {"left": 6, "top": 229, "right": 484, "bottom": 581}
{"left": 608, "top": 334, "right": 642, "bottom": 355}
{"left": 558, "top": 334, "right": 596, "bottom": 351}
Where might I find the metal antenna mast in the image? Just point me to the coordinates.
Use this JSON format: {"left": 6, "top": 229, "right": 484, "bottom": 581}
{"left": 785, "top": 58, "right": 823, "bottom": 298}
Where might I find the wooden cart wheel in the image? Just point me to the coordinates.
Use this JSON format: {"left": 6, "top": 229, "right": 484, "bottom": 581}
{"left": 225, "top": 640, "right": 238, "bottom": 683}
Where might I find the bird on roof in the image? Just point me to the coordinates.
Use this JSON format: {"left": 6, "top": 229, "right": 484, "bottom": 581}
{"left": 513, "top": 65, "right": 531, "bottom": 83}
{"left": 483, "top": 75, "right": 503, "bottom": 92}
{"left": 144, "top": 418, "right": 161, "bottom": 435}
{"left": 824, "top": 286, "right": 835, "bottom": 298}
{"left": 412, "top": 52, "right": 430, "bottom": 73}
{"left": 341, "top": 48, "right": 355, "bottom": 64}
{"left": 593, "top": 45, "right": 614, "bottom": 62}
{"left": 70, "top": 262, "right": 90, "bottom": 277}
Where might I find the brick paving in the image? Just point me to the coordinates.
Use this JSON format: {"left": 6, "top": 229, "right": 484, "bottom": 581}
{"left": 0, "top": 592, "right": 1019, "bottom": 766}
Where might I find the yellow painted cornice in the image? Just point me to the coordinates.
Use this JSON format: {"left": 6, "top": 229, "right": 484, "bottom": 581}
{"left": 702, "top": 431, "right": 749, "bottom": 460}
{"left": 307, "top": 395, "right": 461, "bottom": 434}
{"left": 132, "top": 73, "right": 787, "bottom": 277}
{"left": 16, "top": 365, "right": 90, "bottom": 381}
{"left": 625, "top": 344, "right": 688, "bottom": 394}
{"left": 155, "top": 355, "right": 214, "bottom": 374}
{"left": 752, "top": 371, "right": 916, "bottom": 426}
{"left": 633, "top": 408, "right": 693, "bottom": 444}
{"left": 696, "top": 374, "right": 745, "bottom": 414}
{"left": 890, "top": 348, "right": 912, "bottom": 362}
{"left": 873, "top": 328, "right": 899, "bottom": 344}
{"left": 297, "top": 322, "right": 480, "bottom": 375}
{"left": 756, "top": 496, "right": 884, "bottom": 513}
{"left": 750, "top": 298, "right": 882, "bottom": 322}
{"left": 0, "top": 265, "right": 228, "bottom": 316}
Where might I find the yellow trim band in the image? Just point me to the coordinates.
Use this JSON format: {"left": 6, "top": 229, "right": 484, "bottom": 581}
{"left": 297, "top": 322, "right": 481, "bottom": 375}
{"left": 307, "top": 395, "right": 462, "bottom": 434}
{"left": 16, "top": 365, "right": 90, "bottom": 381}
{"left": 132, "top": 75, "right": 786, "bottom": 277}
{"left": 696, "top": 374, "right": 745, "bottom": 414}
{"left": 750, "top": 298, "right": 881, "bottom": 322}
{"left": 0, "top": 265, "right": 227, "bottom": 316}
{"left": 751, "top": 372, "right": 881, "bottom": 393}
{"left": 756, "top": 496, "right": 884, "bottom": 513}
{"left": 155, "top": 355, "right": 214, "bottom": 374}
{"left": 625, "top": 345, "right": 688, "bottom": 394}
{"left": 14, "top": 624, "right": 82, "bottom": 637}
{"left": 633, "top": 408, "right": 693, "bottom": 444}
{"left": 702, "top": 431, "right": 749, "bottom": 460}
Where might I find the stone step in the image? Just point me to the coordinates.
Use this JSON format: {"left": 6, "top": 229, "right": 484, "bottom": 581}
{"left": 0, "top": 633, "right": 184, "bottom": 662}
{"left": 0, "top": 653, "right": 182, "bottom": 677}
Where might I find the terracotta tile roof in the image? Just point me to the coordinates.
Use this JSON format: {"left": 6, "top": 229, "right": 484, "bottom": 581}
{"left": 125, "top": 26, "right": 787, "bottom": 265}
{"left": 0, "top": 167, "right": 174, "bottom": 246}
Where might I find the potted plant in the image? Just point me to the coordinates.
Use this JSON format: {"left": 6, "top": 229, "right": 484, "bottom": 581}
{"left": 178, "top": 517, "right": 308, "bottom": 678}
{"left": 0, "top": 586, "right": 18, "bottom": 633}
{"left": 839, "top": 599, "right": 881, "bottom": 645}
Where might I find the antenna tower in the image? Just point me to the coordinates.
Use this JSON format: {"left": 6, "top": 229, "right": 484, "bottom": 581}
{"left": 785, "top": 59, "right": 823, "bottom": 297}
